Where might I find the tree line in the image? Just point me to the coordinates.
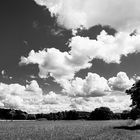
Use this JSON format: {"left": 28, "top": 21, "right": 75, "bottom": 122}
{"left": 0, "top": 107, "right": 134, "bottom": 120}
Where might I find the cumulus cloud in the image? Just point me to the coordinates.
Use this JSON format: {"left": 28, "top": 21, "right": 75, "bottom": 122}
{"left": 22, "top": 48, "right": 136, "bottom": 97}
{"left": 61, "top": 72, "right": 111, "bottom": 97}
{"left": 20, "top": 48, "right": 91, "bottom": 80}
{"left": 108, "top": 72, "right": 134, "bottom": 91}
{"left": 69, "top": 30, "right": 140, "bottom": 64}
{"left": 59, "top": 71, "right": 135, "bottom": 97}
{"left": 34, "top": 0, "right": 140, "bottom": 31}
{"left": 0, "top": 80, "right": 42, "bottom": 110}
{"left": 43, "top": 91, "right": 66, "bottom": 104}
{"left": 70, "top": 95, "right": 131, "bottom": 112}
{"left": 0, "top": 80, "right": 71, "bottom": 113}
{"left": 20, "top": 30, "right": 140, "bottom": 82}
{"left": 60, "top": 71, "right": 135, "bottom": 98}
{"left": 0, "top": 76, "right": 133, "bottom": 113}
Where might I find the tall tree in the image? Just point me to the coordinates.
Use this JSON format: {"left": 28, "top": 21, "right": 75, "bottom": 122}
{"left": 126, "top": 80, "right": 140, "bottom": 108}
{"left": 126, "top": 80, "right": 140, "bottom": 120}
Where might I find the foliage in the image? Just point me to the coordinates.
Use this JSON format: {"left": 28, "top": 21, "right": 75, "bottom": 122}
{"left": 27, "top": 114, "right": 36, "bottom": 120}
{"left": 129, "top": 108, "right": 140, "bottom": 120}
{"left": 121, "top": 110, "right": 130, "bottom": 120}
{"left": 126, "top": 80, "right": 140, "bottom": 108}
{"left": 126, "top": 80, "right": 140, "bottom": 120}
{"left": 90, "top": 107, "right": 113, "bottom": 120}
{"left": 0, "top": 107, "right": 131, "bottom": 120}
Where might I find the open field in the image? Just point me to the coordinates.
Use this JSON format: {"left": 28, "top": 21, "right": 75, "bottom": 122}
{"left": 0, "top": 120, "right": 140, "bottom": 140}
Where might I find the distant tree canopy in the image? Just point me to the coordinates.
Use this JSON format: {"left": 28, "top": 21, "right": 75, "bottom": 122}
{"left": 0, "top": 107, "right": 131, "bottom": 120}
{"left": 126, "top": 80, "right": 140, "bottom": 120}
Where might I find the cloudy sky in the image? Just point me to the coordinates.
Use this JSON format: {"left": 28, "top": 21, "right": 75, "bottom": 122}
{"left": 0, "top": 0, "right": 140, "bottom": 113}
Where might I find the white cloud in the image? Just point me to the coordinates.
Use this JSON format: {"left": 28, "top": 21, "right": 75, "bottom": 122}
{"left": 0, "top": 80, "right": 72, "bottom": 113}
{"left": 20, "top": 30, "right": 140, "bottom": 82}
{"left": 30, "top": 75, "right": 37, "bottom": 79}
{"left": 61, "top": 72, "right": 135, "bottom": 97}
{"left": 3, "top": 95, "right": 24, "bottom": 109}
{"left": 61, "top": 72, "right": 111, "bottom": 97}
{"left": 60, "top": 71, "right": 136, "bottom": 96}
{"left": 70, "top": 94, "right": 131, "bottom": 112}
{"left": 0, "top": 80, "right": 42, "bottom": 111}
{"left": 43, "top": 91, "right": 66, "bottom": 104}
{"left": 34, "top": 0, "right": 140, "bottom": 31}
{"left": 25, "top": 80, "right": 42, "bottom": 93}
{"left": 108, "top": 72, "right": 134, "bottom": 91}
{"left": 1, "top": 70, "right": 5, "bottom": 76}
{"left": 69, "top": 30, "right": 140, "bottom": 64}
{"left": 1, "top": 69, "right": 13, "bottom": 80}
{"left": 0, "top": 76, "right": 133, "bottom": 113}
{"left": 20, "top": 48, "right": 91, "bottom": 80}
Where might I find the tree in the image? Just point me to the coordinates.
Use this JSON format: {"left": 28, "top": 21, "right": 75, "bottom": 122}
{"left": 14, "top": 110, "right": 28, "bottom": 120}
{"left": 121, "top": 110, "right": 130, "bottom": 119}
{"left": 113, "top": 113, "right": 121, "bottom": 120}
{"left": 65, "top": 110, "right": 79, "bottom": 120}
{"left": 129, "top": 108, "right": 140, "bottom": 120}
{"left": 90, "top": 107, "right": 113, "bottom": 120}
{"left": 126, "top": 80, "right": 140, "bottom": 120}
{"left": 27, "top": 114, "right": 36, "bottom": 120}
{"left": 126, "top": 80, "right": 140, "bottom": 108}
{"left": 9, "top": 109, "right": 16, "bottom": 120}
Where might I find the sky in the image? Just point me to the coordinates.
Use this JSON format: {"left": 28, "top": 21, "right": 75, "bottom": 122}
{"left": 0, "top": 0, "right": 140, "bottom": 113}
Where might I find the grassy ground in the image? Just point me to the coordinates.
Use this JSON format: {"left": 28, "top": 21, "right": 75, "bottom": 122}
{"left": 0, "top": 120, "right": 139, "bottom": 140}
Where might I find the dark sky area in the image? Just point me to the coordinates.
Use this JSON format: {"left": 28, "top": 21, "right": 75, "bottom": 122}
{"left": 0, "top": 0, "right": 72, "bottom": 91}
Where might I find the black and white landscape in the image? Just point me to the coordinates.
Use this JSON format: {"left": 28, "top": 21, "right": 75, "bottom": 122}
{"left": 0, "top": 0, "right": 140, "bottom": 139}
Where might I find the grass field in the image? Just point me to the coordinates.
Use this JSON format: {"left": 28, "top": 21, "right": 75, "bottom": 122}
{"left": 0, "top": 120, "right": 139, "bottom": 140}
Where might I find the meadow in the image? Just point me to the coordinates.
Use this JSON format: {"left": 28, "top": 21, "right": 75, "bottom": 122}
{"left": 0, "top": 120, "right": 139, "bottom": 140}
